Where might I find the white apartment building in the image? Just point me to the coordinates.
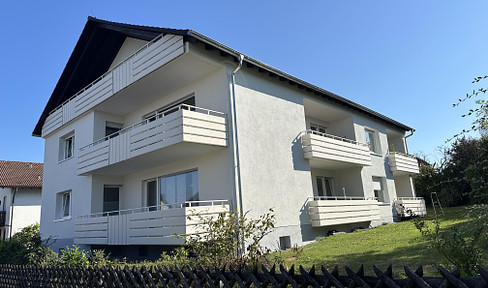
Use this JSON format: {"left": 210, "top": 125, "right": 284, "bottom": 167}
{"left": 0, "top": 160, "right": 43, "bottom": 240}
{"left": 33, "top": 18, "right": 425, "bottom": 256}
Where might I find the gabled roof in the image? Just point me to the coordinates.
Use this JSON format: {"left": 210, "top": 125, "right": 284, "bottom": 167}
{"left": 33, "top": 17, "right": 413, "bottom": 136}
{"left": 0, "top": 161, "right": 43, "bottom": 188}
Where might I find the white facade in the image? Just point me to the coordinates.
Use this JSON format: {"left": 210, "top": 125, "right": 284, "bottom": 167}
{"left": 36, "top": 19, "right": 423, "bottom": 254}
{"left": 0, "top": 187, "right": 42, "bottom": 239}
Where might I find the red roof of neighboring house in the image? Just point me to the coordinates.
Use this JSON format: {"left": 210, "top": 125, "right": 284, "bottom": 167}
{"left": 0, "top": 161, "right": 43, "bottom": 188}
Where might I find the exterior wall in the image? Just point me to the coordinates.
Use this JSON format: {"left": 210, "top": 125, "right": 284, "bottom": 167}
{"left": 232, "top": 66, "right": 314, "bottom": 249}
{"left": 353, "top": 115, "right": 399, "bottom": 225}
{"left": 0, "top": 187, "right": 41, "bottom": 238}
{"left": 11, "top": 188, "right": 42, "bottom": 235}
{"left": 394, "top": 175, "right": 416, "bottom": 198}
{"left": 109, "top": 37, "right": 149, "bottom": 70}
{"left": 41, "top": 112, "right": 95, "bottom": 251}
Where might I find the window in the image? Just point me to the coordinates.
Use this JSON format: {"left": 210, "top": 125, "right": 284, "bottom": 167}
{"left": 315, "top": 177, "right": 333, "bottom": 197}
{"left": 310, "top": 123, "right": 327, "bottom": 134}
{"left": 365, "top": 129, "right": 378, "bottom": 153}
{"left": 144, "top": 96, "right": 195, "bottom": 122}
{"left": 279, "top": 236, "right": 291, "bottom": 250}
{"left": 55, "top": 191, "right": 71, "bottom": 220}
{"left": 105, "top": 122, "right": 122, "bottom": 139}
{"left": 103, "top": 186, "right": 120, "bottom": 214}
{"left": 59, "top": 131, "right": 75, "bottom": 161}
{"left": 144, "top": 170, "right": 198, "bottom": 209}
{"left": 372, "top": 177, "right": 388, "bottom": 203}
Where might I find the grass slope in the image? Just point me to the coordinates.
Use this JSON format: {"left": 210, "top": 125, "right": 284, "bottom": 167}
{"left": 276, "top": 205, "right": 471, "bottom": 276}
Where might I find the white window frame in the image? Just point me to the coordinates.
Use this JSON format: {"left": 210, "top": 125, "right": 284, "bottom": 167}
{"left": 143, "top": 169, "right": 199, "bottom": 209}
{"left": 372, "top": 177, "right": 388, "bottom": 203}
{"left": 59, "top": 131, "right": 75, "bottom": 162}
{"left": 315, "top": 176, "right": 334, "bottom": 197}
{"left": 310, "top": 123, "right": 327, "bottom": 134}
{"left": 365, "top": 128, "right": 379, "bottom": 154}
{"left": 55, "top": 190, "right": 72, "bottom": 221}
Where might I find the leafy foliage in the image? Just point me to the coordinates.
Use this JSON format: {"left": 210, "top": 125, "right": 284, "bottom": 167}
{"left": 413, "top": 205, "right": 488, "bottom": 276}
{"left": 413, "top": 137, "right": 481, "bottom": 206}
{"left": 465, "top": 137, "right": 488, "bottom": 203}
{"left": 452, "top": 75, "right": 488, "bottom": 138}
{"left": 174, "top": 209, "right": 275, "bottom": 267}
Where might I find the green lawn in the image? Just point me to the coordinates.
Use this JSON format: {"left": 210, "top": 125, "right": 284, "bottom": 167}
{"left": 275, "top": 205, "right": 472, "bottom": 277}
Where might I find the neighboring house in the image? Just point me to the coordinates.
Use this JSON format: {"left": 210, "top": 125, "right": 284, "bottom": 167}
{"left": 0, "top": 160, "right": 43, "bottom": 240}
{"left": 33, "top": 17, "right": 425, "bottom": 256}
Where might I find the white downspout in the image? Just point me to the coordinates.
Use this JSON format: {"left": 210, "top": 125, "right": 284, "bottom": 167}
{"left": 404, "top": 129, "right": 415, "bottom": 154}
{"left": 230, "top": 54, "right": 245, "bottom": 217}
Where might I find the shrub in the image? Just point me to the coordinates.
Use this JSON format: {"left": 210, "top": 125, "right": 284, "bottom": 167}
{"left": 175, "top": 208, "right": 275, "bottom": 267}
{"left": 413, "top": 205, "right": 488, "bottom": 276}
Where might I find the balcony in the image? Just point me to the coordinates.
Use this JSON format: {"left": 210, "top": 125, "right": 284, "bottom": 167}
{"left": 394, "top": 197, "right": 427, "bottom": 218}
{"left": 74, "top": 200, "right": 230, "bottom": 246}
{"left": 308, "top": 196, "right": 380, "bottom": 227}
{"left": 301, "top": 130, "right": 371, "bottom": 169}
{"left": 77, "top": 105, "right": 227, "bottom": 175}
{"left": 388, "top": 152, "right": 420, "bottom": 175}
{"left": 42, "top": 34, "right": 186, "bottom": 137}
{"left": 0, "top": 211, "right": 5, "bottom": 227}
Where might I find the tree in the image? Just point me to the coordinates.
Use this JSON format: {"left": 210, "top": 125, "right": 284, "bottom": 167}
{"left": 452, "top": 75, "right": 488, "bottom": 138}
{"left": 413, "top": 137, "right": 480, "bottom": 206}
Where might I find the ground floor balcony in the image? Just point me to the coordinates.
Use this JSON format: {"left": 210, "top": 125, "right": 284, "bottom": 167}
{"left": 301, "top": 130, "right": 372, "bottom": 169}
{"left": 394, "top": 197, "right": 427, "bottom": 218}
{"left": 308, "top": 196, "right": 380, "bottom": 227}
{"left": 77, "top": 105, "right": 227, "bottom": 175}
{"left": 388, "top": 152, "right": 420, "bottom": 175}
{"left": 74, "top": 200, "right": 229, "bottom": 246}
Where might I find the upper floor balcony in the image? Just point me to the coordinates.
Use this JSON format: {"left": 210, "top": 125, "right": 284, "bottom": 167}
{"left": 74, "top": 200, "right": 230, "bottom": 246}
{"left": 308, "top": 196, "right": 380, "bottom": 227}
{"left": 77, "top": 104, "right": 227, "bottom": 175}
{"left": 41, "top": 33, "right": 224, "bottom": 138}
{"left": 301, "top": 130, "right": 372, "bottom": 169}
{"left": 387, "top": 152, "right": 420, "bottom": 175}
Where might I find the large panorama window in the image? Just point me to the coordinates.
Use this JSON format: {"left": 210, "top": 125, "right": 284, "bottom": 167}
{"left": 145, "top": 170, "right": 198, "bottom": 210}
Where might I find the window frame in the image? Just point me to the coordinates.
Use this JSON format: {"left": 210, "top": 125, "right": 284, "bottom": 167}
{"left": 58, "top": 131, "right": 75, "bottom": 162}
{"left": 310, "top": 123, "right": 327, "bottom": 134}
{"left": 55, "top": 190, "right": 72, "bottom": 221}
{"left": 365, "top": 128, "right": 379, "bottom": 154}
{"left": 143, "top": 169, "right": 199, "bottom": 210}
{"left": 143, "top": 95, "right": 195, "bottom": 122}
{"left": 372, "top": 177, "right": 389, "bottom": 204}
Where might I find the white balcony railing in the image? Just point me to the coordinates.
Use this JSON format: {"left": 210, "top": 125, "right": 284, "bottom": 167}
{"left": 42, "top": 34, "right": 185, "bottom": 137}
{"left": 76, "top": 104, "right": 227, "bottom": 175}
{"left": 388, "top": 152, "right": 420, "bottom": 175}
{"left": 74, "top": 200, "right": 230, "bottom": 246}
{"left": 308, "top": 196, "right": 380, "bottom": 227}
{"left": 394, "top": 197, "right": 426, "bottom": 217}
{"left": 301, "top": 130, "right": 372, "bottom": 167}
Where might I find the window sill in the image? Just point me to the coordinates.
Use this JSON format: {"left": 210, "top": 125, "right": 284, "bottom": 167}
{"left": 58, "top": 156, "right": 74, "bottom": 164}
{"left": 54, "top": 216, "right": 72, "bottom": 223}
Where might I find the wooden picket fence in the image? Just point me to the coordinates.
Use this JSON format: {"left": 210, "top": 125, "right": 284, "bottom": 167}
{"left": 0, "top": 263, "right": 486, "bottom": 287}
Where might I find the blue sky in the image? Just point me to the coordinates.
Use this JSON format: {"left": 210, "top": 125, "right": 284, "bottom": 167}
{"left": 1, "top": 1, "right": 487, "bottom": 164}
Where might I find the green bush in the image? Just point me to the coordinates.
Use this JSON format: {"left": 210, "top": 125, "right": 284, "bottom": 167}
{"left": 413, "top": 205, "right": 488, "bottom": 276}
{"left": 174, "top": 209, "right": 275, "bottom": 267}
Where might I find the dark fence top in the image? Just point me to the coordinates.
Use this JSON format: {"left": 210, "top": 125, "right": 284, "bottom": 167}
{"left": 0, "top": 263, "right": 486, "bottom": 288}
